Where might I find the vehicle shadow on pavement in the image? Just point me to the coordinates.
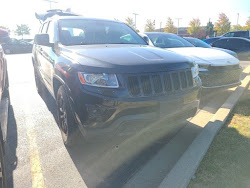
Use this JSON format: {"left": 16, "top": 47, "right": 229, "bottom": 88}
{"left": 5, "top": 105, "right": 18, "bottom": 188}
{"left": 66, "top": 118, "right": 194, "bottom": 188}
{"left": 39, "top": 88, "right": 58, "bottom": 124}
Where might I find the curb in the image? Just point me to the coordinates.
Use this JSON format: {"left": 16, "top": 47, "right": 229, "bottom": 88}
{"left": 158, "top": 66, "right": 250, "bottom": 188}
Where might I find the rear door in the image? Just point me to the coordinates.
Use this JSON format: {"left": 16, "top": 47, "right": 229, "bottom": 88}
{"left": 227, "top": 38, "right": 250, "bottom": 60}
{"left": 40, "top": 21, "right": 56, "bottom": 92}
{"left": 36, "top": 22, "right": 49, "bottom": 86}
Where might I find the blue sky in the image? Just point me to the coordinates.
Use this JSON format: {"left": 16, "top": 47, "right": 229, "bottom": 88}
{"left": 0, "top": 0, "right": 249, "bottom": 37}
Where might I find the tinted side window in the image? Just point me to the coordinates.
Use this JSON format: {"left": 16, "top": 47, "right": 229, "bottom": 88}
{"left": 234, "top": 31, "right": 247, "bottom": 37}
{"left": 223, "top": 32, "right": 234, "bottom": 37}
{"left": 212, "top": 39, "right": 227, "bottom": 48}
{"left": 243, "top": 40, "right": 250, "bottom": 48}
{"left": 229, "top": 39, "right": 244, "bottom": 49}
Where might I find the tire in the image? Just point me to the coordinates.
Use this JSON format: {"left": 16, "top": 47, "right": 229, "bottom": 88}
{"left": 2, "top": 73, "right": 9, "bottom": 99}
{"left": 0, "top": 127, "right": 7, "bottom": 188}
{"left": 56, "top": 85, "right": 81, "bottom": 146}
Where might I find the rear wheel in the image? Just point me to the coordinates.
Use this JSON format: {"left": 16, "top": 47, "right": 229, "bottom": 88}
{"left": 56, "top": 85, "right": 81, "bottom": 146}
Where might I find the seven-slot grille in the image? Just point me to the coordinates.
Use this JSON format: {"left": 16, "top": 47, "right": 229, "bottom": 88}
{"left": 127, "top": 70, "right": 193, "bottom": 97}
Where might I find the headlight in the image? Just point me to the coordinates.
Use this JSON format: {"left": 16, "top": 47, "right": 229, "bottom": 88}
{"left": 191, "top": 63, "right": 199, "bottom": 78}
{"left": 78, "top": 72, "right": 119, "bottom": 88}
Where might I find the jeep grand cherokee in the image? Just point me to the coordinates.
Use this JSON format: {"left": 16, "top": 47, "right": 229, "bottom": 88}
{"left": 32, "top": 15, "right": 201, "bottom": 146}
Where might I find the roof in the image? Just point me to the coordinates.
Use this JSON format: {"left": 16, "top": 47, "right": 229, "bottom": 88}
{"left": 55, "top": 16, "right": 122, "bottom": 24}
{"left": 216, "top": 37, "right": 250, "bottom": 41}
{"left": 145, "top": 32, "right": 177, "bottom": 36}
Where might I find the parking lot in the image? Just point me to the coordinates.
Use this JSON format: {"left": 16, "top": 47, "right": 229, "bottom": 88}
{"left": 3, "top": 53, "right": 249, "bottom": 188}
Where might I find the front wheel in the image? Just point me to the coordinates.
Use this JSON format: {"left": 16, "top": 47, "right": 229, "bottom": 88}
{"left": 56, "top": 85, "right": 81, "bottom": 146}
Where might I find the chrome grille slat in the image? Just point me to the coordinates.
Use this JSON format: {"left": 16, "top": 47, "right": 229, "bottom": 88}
{"left": 127, "top": 69, "right": 192, "bottom": 97}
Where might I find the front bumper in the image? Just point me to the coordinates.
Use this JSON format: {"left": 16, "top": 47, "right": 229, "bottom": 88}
{"left": 199, "top": 66, "right": 242, "bottom": 89}
{"left": 71, "top": 81, "right": 201, "bottom": 141}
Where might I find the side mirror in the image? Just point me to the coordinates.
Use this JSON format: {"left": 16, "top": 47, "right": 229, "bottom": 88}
{"left": 0, "top": 29, "right": 10, "bottom": 44}
{"left": 34, "top": 34, "right": 53, "bottom": 47}
{"left": 142, "top": 36, "right": 149, "bottom": 44}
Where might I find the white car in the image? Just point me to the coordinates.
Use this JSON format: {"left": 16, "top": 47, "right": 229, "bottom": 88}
{"left": 144, "top": 32, "right": 242, "bottom": 89}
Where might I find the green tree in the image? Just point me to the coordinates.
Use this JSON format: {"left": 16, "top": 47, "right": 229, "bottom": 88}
{"left": 164, "top": 17, "right": 177, "bottom": 33}
{"left": 144, "top": 19, "right": 155, "bottom": 32}
{"left": 15, "top": 24, "right": 30, "bottom": 39}
{"left": 187, "top": 18, "right": 202, "bottom": 36}
{"left": 125, "top": 17, "right": 135, "bottom": 29}
{"left": 244, "top": 17, "right": 250, "bottom": 30}
{"left": 205, "top": 20, "right": 214, "bottom": 36}
{"left": 0, "top": 26, "right": 10, "bottom": 33}
{"left": 215, "top": 13, "right": 231, "bottom": 35}
{"left": 231, "top": 24, "right": 243, "bottom": 31}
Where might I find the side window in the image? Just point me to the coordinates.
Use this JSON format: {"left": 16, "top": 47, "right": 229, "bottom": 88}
{"left": 47, "top": 21, "right": 55, "bottom": 43}
{"left": 229, "top": 39, "right": 244, "bottom": 49}
{"left": 223, "top": 32, "right": 234, "bottom": 37}
{"left": 234, "top": 31, "right": 247, "bottom": 37}
{"left": 243, "top": 41, "right": 250, "bottom": 48}
{"left": 212, "top": 39, "right": 226, "bottom": 48}
{"left": 41, "top": 22, "right": 49, "bottom": 34}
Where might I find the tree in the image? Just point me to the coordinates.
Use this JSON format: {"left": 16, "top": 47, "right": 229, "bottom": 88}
{"left": 231, "top": 24, "right": 243, "bottom": 31}
{"left": 214, "top": 13, "right": 231, "bottom": 35}
{"left": 205, "top": 20, "right": 214, "bottom": 36}
{"left": 144, "top": 19, "right": 155, "bottom": 32}
{"left": 244, "top": 17, "right": 250, "bottom": 30}
{"left": 0, "top": 26, "right": 10, "bottom": 33}
{"left": 15, "top": 24, "right": 30, "bottom": 39}
{"left": 125, "top": 17, "right": 135, "bottom": 29}
{"left": 187, "top": 18, "right": 203, "bottom": 37}
{"left": 164, "top": 17, "right": 177, "bottom": 33}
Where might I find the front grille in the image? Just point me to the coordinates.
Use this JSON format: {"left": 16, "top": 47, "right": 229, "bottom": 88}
{"left": 208, "top": 65, "right": 240, "bottom": 72}
{"left": 200, "top": 69, "right": 242, "bottom": 87}
{"left": 127, "top": 70, "right": 193, "bottom": 97}
{"left": 128, "top": 76, "right": 140, "bottom": 96}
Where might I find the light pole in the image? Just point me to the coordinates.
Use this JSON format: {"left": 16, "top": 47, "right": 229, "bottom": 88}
{"left": 43, "top": 0, "right": 58, "bottom": 10}
{"left": 236, "top": 13, "right": 239, "bottom": 31}
{"left": 175, "top": 18, "right": 182, "bottom": 35}
{"left": 160, "top": 22, "right": 162, "bottom": 32}
{"left": 133, "top": 13, "right": 139, "bottom": 30}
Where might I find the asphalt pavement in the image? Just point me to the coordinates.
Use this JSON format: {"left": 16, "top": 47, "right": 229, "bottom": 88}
{"left": 3, "top": 54, "right": 249, "bottom": 188}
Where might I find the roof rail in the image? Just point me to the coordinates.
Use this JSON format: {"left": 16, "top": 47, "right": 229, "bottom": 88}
{"left": 35, "top": 9, "right": 80, "bottom": 22}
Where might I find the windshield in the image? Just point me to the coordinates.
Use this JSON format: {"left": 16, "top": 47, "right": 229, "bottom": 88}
{"left": 185, "top": 37, "right": 211, "bottom": 48}
{"left": 58, "top": 19, "right": 147, "bottom": 45}
{"left": 146, "top": 33, "right": 194, "bottom": 48}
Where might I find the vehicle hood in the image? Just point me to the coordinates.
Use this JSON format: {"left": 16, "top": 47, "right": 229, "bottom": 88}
{"left": 212, "top": 47, "right": 237, "bottom": 56}
{"left": 60, "top": 44, "right": 192, "bottom": 73}
{"left": 166, "top": 47, "right": 239, "bottom": 66}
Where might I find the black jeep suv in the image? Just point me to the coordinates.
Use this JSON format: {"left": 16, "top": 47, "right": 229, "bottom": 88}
{"left": 32, "top": 14, "right": 201, "bottom": 146}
